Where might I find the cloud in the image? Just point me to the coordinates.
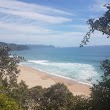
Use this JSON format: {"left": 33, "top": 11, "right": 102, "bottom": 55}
{"left": 0, "top": 0, "right": 72, "bottom": 16}
{"left": 0, "top": 22, "right": 53, "bottom": 34}
{"left": 0, "top": 8, "right": 72, "bottom": 24}
{"left": 0, "top": 0, "right": 73, "bottom": 40}
{"left": 0, "top": 0, "right": 72, "bottom": 24}
{"left": 89, "top": 0, "right": 109, "bottom": 12}
{"left": 0, "top": 31, "right": 85, "bottom": 46}
{"left": 0, "top": 28, "right": 110, "bottom": 47}
{"left": 1, "top": 0, "right": 109, "bottom": 47}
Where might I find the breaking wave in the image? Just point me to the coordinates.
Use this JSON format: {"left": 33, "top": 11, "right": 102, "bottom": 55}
{"left": 25, "top": 60, "right": 99, "bottom": 85}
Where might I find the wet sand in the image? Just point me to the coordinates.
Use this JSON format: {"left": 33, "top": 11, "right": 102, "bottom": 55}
{"left": 18, "top": 65, "right": 91, "bottom": 96}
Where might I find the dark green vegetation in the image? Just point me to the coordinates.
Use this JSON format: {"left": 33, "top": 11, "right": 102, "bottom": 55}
{"left": 0, "top": 42, "right": 55, "bottom": 51}
{"left": 80, "top": 4, "right": 110, "bottom": 47}
{"left": 28, "top": 44, "right": 55, "bottom": 49}
{"left": 0, "top": 4, "right": 110, "bottom": 110}
{"left": 0, "top": 93, "right": 19, "bottom": 110}
{"left": 0, "top": 42, "right": 29, "bottom": 51}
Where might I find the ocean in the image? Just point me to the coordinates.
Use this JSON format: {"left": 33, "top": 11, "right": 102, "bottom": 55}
{"left": 11, "top": 45, "right": 110, "bottom": 85}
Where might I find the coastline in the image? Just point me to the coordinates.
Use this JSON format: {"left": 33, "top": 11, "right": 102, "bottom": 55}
{"left": 18, "top": 65, "right": 91, "bottom": 97}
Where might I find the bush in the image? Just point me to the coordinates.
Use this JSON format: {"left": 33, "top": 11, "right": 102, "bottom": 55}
{"left": 0, "top": 93, "right": 19, "bottom": 110}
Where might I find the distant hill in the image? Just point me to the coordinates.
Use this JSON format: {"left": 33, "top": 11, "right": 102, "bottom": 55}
{"left": 0, "top": 42, "right": 55, "bottom": 50}
{"left": 28, "top": 44, "right": 55, "bottom": 49}
{"left": 0, "top": 42, "right": 29, "bottom": 51}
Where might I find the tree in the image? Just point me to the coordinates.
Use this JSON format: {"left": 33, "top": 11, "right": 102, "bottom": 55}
{"left": 90, "top": 60, "right": 110, "bottom": 110}
{"left": 0, "top": 46, "right": 22, "bottom": 86}
{"left": 9, "top": 80, "right": 29, "bottom": 110}
{"left": 27, "top": 86, "right": 45, "bottom": 110}
{"left": 80, "top": 4, "right": 110, "bottom": 47}
{"left": 74, "top": 95, "right": 91, "bottom": 110}
{"left": 0, "top": 93, "right": 19, "bottom": 110}
{"left": 0, "top": 46, "right": 26, "bottom": 110}
{"left": 79, "top": 4, "right": 110, "bottom": 110}
{"left": 0, "top": 46, "right": 24, "bottom": 92}
{"left": 100, "top": 59, "right": 110, "bottom": 76}
{"left": 39, "top": 83, "right": 75, "bottom": 110}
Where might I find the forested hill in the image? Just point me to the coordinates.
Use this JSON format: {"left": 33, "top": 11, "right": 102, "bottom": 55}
{"left": 28, "top": 44, "right": 55, "bottom": 49}
{"left": 0, "top": 42, "right": 29, "bottom": 51}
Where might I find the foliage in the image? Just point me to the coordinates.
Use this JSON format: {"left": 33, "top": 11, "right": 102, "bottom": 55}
{"left": 9, "top": 80, "right": 29, "bottom": 109}
{"left": 0, "top": 46, "right": 23, "bottom": 89}
{"left": 80, "top": 4, "right": 110, "bottom": 47}
{"left": 38, "top": 83, "right": 75, "bottom": 110}
{"left": 100, "top": 59, "right": 110, "bottom": 76}
{"left": 0, "top": 42, "right": 29, "bottom": 51}
{"left": 0, "top": 93, "right": 19, "bottom": 110}
{"left": 74, "top": 95, "right": 91, "bottom": 110}
{"left": 0, "top": 46, "right": 25, "bottom": 109}
{"left": 90, "top": 79, "right": 110, "bottom": 110}
{"left": 89, "top": 59, "right": 110, "bottom": 110}
{"left": 27, "top": 86, "right": 44, "bottom": 109}
{"left": 80, "top": 4, "right": 110, "bottom": 110}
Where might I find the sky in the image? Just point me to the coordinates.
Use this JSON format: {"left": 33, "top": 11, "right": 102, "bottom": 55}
{"left": 0, "top": 0, "right": 110, "bottom": 47}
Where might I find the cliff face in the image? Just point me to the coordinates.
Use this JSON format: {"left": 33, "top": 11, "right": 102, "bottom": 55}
{"left": 0, "top": 42, "right": 29, "bottom": 51}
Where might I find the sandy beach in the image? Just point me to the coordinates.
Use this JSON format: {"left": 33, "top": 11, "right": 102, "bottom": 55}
{"left": 18, "top": 65, "right": 91, "bottom": 97}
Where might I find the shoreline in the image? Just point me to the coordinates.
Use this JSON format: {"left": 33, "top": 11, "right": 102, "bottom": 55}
{"left": 18, "top": 65, "right": 91, "bottom": 97}
{"left": 32, "top": 66, "right": 93, "bottom": 87}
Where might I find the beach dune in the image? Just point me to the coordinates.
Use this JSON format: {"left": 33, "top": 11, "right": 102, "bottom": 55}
{"left": 18, "top": 66, "right": 91, "bottom": 97}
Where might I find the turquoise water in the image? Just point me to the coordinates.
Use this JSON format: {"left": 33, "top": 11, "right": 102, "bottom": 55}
{"left": 11, "top": 46, "right": 110, "bottom": 85}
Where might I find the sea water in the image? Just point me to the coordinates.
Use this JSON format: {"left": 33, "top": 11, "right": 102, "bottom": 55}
{"left": 11, "top": 46, "right": 110, "bottom": 85}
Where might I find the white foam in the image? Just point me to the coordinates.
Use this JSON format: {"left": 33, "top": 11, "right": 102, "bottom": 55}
{"left": 28, "top": 60, "right": 48, "bottom": 65}
{"left": 27, "top": 60, "right": 99, "bottom": 85}
{"left": 31, "top": 66, "right": 93, "bottom": 86}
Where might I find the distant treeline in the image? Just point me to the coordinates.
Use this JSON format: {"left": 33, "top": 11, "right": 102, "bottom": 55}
{"left": 28, "top": 44, "right": 55, "bottom": 49}
{"left": 0, "top": 42, "right": 55, "bottom": 51}
{"left": 0, "top": 42, "right": 29, "bottom": 51}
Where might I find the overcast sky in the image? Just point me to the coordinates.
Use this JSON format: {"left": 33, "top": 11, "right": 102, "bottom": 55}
{"left": 0, "top": 0, "right": 110, "bottom": 47}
